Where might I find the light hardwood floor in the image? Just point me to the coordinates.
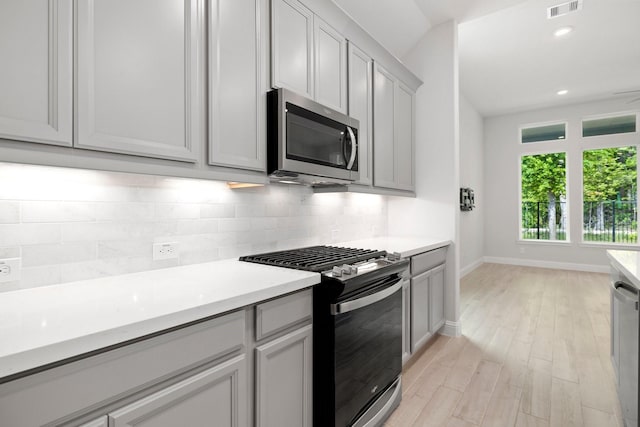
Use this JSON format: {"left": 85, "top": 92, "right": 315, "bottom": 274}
{"left": 385, "top": 263, "right": 623, "bottom": 427}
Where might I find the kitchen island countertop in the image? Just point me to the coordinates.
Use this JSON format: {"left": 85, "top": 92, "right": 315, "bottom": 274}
{"left": 607, "top": 249, "right": 640, "bottom": 288}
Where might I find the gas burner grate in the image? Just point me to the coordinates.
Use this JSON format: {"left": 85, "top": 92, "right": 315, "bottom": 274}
{"left": 239, "top": 245, "right": 386, "bottom": 272}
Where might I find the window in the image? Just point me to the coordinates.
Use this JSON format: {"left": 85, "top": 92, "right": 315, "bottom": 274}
{"left": 583, "top": 114, "right": 637, "bottom": 137}
{"left": 521, "top": 122, "right": 566, "bottom": 143}
{"left": 521, "top": 152, "right": 568, "bottom": 241}
{"left": 583, "top": 146, "right": 637, "bottom": 243}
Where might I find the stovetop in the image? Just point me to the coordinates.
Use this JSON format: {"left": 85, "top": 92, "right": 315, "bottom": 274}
{"left": 239, "top": 245, "right": 387, "bottom": 273}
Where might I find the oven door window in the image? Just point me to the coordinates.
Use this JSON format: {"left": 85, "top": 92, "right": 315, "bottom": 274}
{"left": 333, "top": 284, "right": 402, "bottom": 426}
{"left": 286, "top": 103, "right": 357, "bottom": 171}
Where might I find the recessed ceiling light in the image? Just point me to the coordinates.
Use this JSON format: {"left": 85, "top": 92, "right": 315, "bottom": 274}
{"left": 554, "top": 26, "right": 573, "bottom": 37}
{"left": 557, "top": 89, "right": 569, "bottom": 95}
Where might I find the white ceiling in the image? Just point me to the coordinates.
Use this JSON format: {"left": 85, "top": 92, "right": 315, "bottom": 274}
{"left": 332, "top": 0, "right": 640, "bottom": 117}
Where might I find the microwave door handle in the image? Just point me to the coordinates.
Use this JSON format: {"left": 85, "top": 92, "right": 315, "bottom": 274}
{"left": 346, "top": 126, "right": 357, "bottom": 170}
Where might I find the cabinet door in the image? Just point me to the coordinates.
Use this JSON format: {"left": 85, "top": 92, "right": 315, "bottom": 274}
{"left": 314, "top": 17, "right": 347, "bottom": 113}
{"left": 373, "top": 63, "right": 396, "bottom": 189}
{"left": 208, "top": 0, "right": 265, "bottom": 171}
{"left": 402, "top": 279, "right": 411, "bottom": 365}
{"left": 0, "top": 0, "right": 72, "bottom": 146}
{"left": 348, "top": 43, "right": 373, "bottom": 186}
{"left": 255, "top": 324, "right": 312, "bottom": 427}
{"left": 611, "top": 290, "right": 620, "bottom": 380}
{"left": 271, "top": 0, "right": 314, "bottom": 98}
{"left": 411, "top": 270, "right": 431, "bottom": 352}
{"left": 79, "top": 416, "right": 108, "bottom": 427}
{"left": 429, "top": 264, "right": 445, "bottom": 333}
{"left": 76, "top": 0, "right": 202, "bottom": 162}
{"left": 394, "top": 81, "right": 415, "bottom": 191}
{"left": 109, "top": 355, "right": 248, "bottom": 427}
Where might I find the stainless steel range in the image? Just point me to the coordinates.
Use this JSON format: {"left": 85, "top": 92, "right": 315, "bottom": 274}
{"left": 240, "top": 245, "right": 408, "bottom": 427}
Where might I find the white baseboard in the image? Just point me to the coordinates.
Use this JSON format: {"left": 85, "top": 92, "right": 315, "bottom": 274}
{"left": 440, "top": 320, "right": 461, "bottom": 337}
{"left": 460, "top": 258, "right": 484, "bottom": 278}
{"left": 483, "top": 256, "right": 609, "bottom": 273}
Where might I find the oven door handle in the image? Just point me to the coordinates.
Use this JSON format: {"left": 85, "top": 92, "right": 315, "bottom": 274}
{"left": 330, "top": 279, "right": 402, "bottom": 315}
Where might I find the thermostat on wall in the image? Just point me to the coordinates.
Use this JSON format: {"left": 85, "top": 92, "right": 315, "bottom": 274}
{"left": 460, "top": 188, "right": 475, "bottom": 211}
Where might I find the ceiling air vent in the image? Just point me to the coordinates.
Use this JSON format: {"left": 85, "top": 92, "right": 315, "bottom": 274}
{"left": 547, "top": 0, "right": 583, "bottom": 19}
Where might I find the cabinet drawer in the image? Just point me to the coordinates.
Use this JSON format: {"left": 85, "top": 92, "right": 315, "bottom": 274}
{"left": 0, "top": 310, "right": 246, "bottom": 427}
{"left": 255, "top": 289, "right": 312, "bottom": 341}
{"left": 411, "top": 247, "right": 447, "bottom": 275}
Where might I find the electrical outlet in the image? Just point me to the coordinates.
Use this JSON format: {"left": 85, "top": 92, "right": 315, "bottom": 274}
{"left": 0, "top": 258, "right": 21, "bottom": 283}
{"left": 331, "top": 229, "right": 340, "bottom": 241}
{"left": 519, "top": 247, "right": 526, "bottom": 254}
{"left": 153, "top": 242, "right": 179, "bottom": 260}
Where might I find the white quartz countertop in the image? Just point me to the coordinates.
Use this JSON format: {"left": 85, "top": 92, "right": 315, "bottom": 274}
{"left": 337, "top": 236, "right": 451, "bottom": 258}
{"left": 0, "top": 259, "right": 319, "bottom": 382}
{"left": 607, "top": 249, "right": 640, "bottom": 288}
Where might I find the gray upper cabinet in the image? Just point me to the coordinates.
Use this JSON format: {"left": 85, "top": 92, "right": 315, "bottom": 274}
{"left": 75, "top": 0, "right": 202, "bottom": 162}
{"left": 348, "top": 43, "right": 373, "bottom": 185}
{"left": 314, "top": 17, "right": 347, "bottom": 113}
{"left": 271, "top": 0, "right": 347, "bottom": 113}
{"left": 0, "top": 0, "right": 73, "bottom": 146}
{"left": 255, "top": 324, "right": 312, "bottom": 427}
{"left": 373, "top": 63, "right": 415, "bottom": 192}
{"left": 109, "top": 355, "right": 248, "bottom": 427}
{"left": 373, "top": 63, "right": 396, "bottom": 189}
{"left": 394, "top": 81, "right": 415, "bottom": 191}
{"left": 271, "top": 0, "right": 314, "bottom": 99}
{"left": 208, "top": 0, "right": 265, "bottom": 171}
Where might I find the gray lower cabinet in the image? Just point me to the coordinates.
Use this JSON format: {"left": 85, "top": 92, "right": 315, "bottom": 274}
{"left": 255, "top": 324, "right": 313, "bottom": 427}
{"left": 109, "top": 355, "right": 248, "bottom": 427}
{"left": 405, "top": 247, "right": 447, "bottom": 361}
{"left": 75, "top": 0, "right": 202, "bottom": 162}
{"left": 429, "top": 264, "right": 446, "bottom": 333}
{"left": 402, "top": 278, "right": 411, "bottom": 365}
{"left": 411, "top": 269, "right": 432, "bottom": 352}
{"left": 0, "top": 0, "right": 73, "bottom": 146}
{"left": 0, "top": 290, "right": 313, "bottom": 427}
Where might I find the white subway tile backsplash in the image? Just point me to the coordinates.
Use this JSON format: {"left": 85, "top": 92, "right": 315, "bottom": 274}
{"left": 0, "top": 247, "right": 20, "bottom": 258}
{"left": 0, "top": 164, "right": 389, "bottom": 292}
{"left": 218, "top": 218, "right": 252, "bottom": 232}
{"left": 200, "top": 203, "right": 234, "bottom": 218}
{"left": 0, "top": 201, "right": 20, "bottom": 223}
{"left": 22, "top": 201, "right": 96, "bottom": 223}
{"left": 22, "top": 243, "right": 97, "bottom": 267}
{"left": 176, "top": 219, "right": 219, "bottom": 235}
{"left": 0, "top": 224, "right": 62, "bottom": 246}
{"left": 155, "top": 203, "right": 201, "bottom": 220}
{"left": 20, "top": 265, "right": 62, "bottom": 289}
{"left": 95, "top": 203, "right": 154, "bottom": 221}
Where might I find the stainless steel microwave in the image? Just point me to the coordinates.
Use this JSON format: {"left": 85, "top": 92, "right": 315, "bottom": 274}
{"left": 267, "top": 88, "right": 359, "bottom": 186}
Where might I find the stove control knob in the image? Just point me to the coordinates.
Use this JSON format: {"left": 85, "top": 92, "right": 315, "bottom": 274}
{"left": 332, "top": 266, "right": 343, "bottom": 277}
{"left": 388, "top": 252, "right": 402, "bottom": 261}
{"left": 341, "top": 264, "right": 353, "bottom": 275}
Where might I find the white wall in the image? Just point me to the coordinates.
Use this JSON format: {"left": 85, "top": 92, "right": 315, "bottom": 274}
{"left": 390, "top": 20, "right": 461, "bottom": 335}
{"left": 0, "top": 162, "right": 388, "bottom": 292}
{"left": 459, "top": 95, "right": 484, "bottom": 275}
{"left": 484, "top": 97, "right": 640, "bottom": 271}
